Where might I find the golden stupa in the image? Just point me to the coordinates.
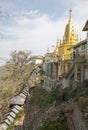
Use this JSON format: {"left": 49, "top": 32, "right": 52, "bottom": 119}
{"left": 53, "top": 9, "right": 78, "bottom": 60}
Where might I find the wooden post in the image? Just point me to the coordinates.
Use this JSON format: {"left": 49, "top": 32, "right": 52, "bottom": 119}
{"left": 87, "top": 32, "right": 88, "bottom": 61}
{"left": 74, "top": 64, "right": 77, "bottom": 81}
{"left": 81, "top": 64, "right": 84, "bottom": 83}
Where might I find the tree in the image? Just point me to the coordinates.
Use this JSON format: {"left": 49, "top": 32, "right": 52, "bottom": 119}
{"left": 6, "top": 50, "right": 33, "bottom": 86}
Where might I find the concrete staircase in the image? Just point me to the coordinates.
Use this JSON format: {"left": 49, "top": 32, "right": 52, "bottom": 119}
{"left": 0, "top": 87, "right": 29, "bottom": 130}
{"left": 0, "top": 65, "right": 42, "bottom": 130}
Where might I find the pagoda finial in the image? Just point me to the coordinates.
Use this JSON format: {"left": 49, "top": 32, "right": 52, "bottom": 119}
{"left": 57, "top": 37, "right": 59, "bottom": 43}
{"left": 69, "top": 9, "right": 72, "bottom": 20}
{"left": 69, "top": 0, "right": 72, "bottom": 20}
{"left": 47, "top": 46, "right": 49, "bottom": 53}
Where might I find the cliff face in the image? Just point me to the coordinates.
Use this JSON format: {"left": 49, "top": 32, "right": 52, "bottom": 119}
{"left": 43, "top": 62, "right": 58, "bottom": 90}
{"left": 22, "top": 86, "right": 68, "bottom": 130}
{"left": 23, "top": 83, "right": 88, "bottom": 130}
{"left": 14, "top": 80, "right": 88, "bottom": 130}
{"left": 23, "top": 86, "right": 50, "bottom": 130}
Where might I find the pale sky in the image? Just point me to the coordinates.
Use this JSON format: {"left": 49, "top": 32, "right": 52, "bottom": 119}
{"left": 0, "top": 0, "right": 88, "bottom": 64}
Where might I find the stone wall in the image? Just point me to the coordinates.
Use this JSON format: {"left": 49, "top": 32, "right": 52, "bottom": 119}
{"left": 43, "top": 77, "right": 56, "bottom": 91}
{"left": 43, "top": 62, "right": 58, "bottom": 90}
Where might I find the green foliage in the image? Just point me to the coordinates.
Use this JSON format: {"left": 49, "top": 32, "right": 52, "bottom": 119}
{"left": 36, "top": 81, "right": 88, "bottom": 111}
{"left": 26, "top": 81, "right": 88, "bottom": 130}
{"left": 2, "top": 91, "right": 9, "bottom": 99}
{"left": 15, "top": 109, "right": 24, "bottom": 119}
{"left": 60, "top": 81, "right": 88, "bottom": 102}
{"left": 36, "top": 86, "right": 65, "bottom": 111}
{"left": 7, "top": 109, "right": 24, "bottom": 130}
{"left": 7, "top": 122, "right": 14, "bottom": 130}
{"left": 36, "top": 90, "right": 54, "bottom": 110}
{"left": 39, "top": 118, "right": 68, "bottom": 130}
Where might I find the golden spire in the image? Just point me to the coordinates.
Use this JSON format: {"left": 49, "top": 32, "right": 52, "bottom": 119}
{"left": 58, "top": 1, "right": 78, "bottom": 60}
{"left": 63, "top": 7, "right": 78, "bottom": 43}
{"left": 57, "top": 37, "right": 59, "bottom": 43}
{"left": 53, "top": 38, "right": 60, "bottom": 57}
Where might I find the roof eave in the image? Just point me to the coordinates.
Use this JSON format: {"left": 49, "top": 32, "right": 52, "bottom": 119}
{"left": 82, "top": 20, "right": 88, "bottom": 31}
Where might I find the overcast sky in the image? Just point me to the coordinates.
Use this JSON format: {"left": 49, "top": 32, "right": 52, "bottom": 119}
{"left": 0, "top": 0, "right": 88, "bottom": 64}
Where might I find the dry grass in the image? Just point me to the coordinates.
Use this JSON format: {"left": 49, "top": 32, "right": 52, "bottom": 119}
{"left": 0, "top": 66, "right": 21, "bottom": 118}
{"left": 0, "top": 64, "right": 35, "bottom": 119}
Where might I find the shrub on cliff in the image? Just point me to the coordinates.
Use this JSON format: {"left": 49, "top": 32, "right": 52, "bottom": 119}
{"left": 39, "top": 117, "right": 68, "bottom": 130}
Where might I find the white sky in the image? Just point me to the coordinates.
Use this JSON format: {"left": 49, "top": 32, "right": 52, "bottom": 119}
{"left": 0, "top": 0, "right": 88, "bottom": 65}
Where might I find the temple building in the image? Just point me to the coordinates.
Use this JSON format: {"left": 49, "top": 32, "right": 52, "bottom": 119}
{"left": 43, "top": 9, "right": 88, "bottom": 89}
{"left": 53, "top": 9, "right": 78, "bottom": 81}
{"left": 53, "top": 9, "right": 78, "bottom": 60}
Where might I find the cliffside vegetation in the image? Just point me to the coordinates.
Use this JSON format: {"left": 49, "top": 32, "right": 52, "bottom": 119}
{"left": 24, "top": 86, "right": 68, "bottom": 130}
{"left": 24, "top": 80, "right": 88, "bottom": 130}
{"left": 6, "top": 50, "right": 32, "bottom": 86}
{"left": 0, "top": 50, "right": 35, "bottom": 119}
